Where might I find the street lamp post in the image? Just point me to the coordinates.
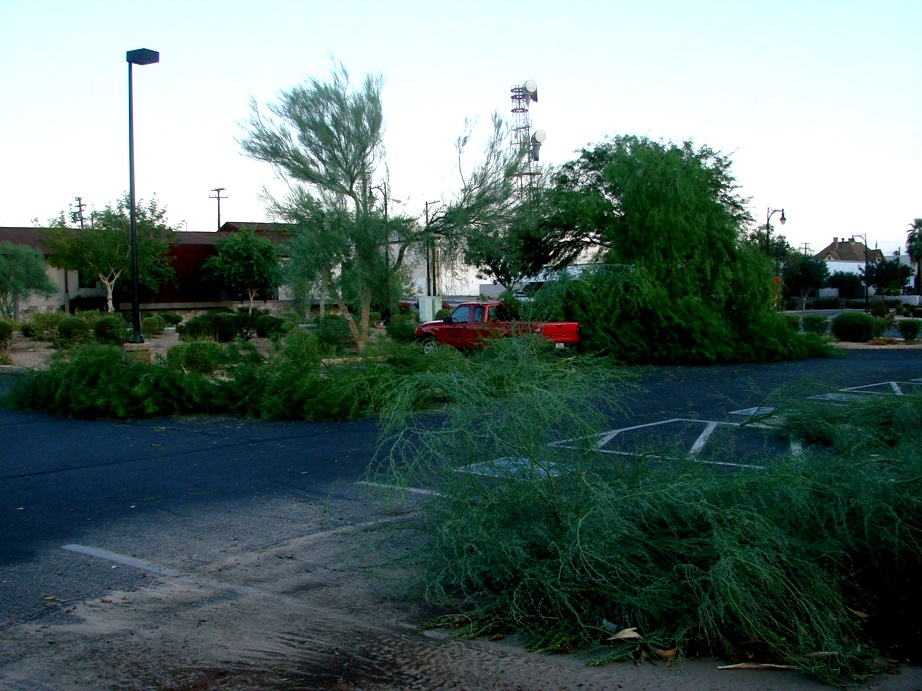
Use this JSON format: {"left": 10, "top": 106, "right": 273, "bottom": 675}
{"left": 765, "top": 207, "right": 786, "bottom": 267}
{"left": 855, "top": 233, "right": 871, "bottom": 312}
{"left": 126, "top": 48, "right": 159, "bottom": 343}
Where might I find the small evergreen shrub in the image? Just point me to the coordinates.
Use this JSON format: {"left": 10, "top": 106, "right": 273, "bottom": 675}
{"left": 830, "top": 312, "right": 885, "bottom": 342}
{"left": 93, "top": 315, "right": 131, "bottom": 345}
{"left": 897, "top": 319, "right": 921, "bottom": 342}
{"left": 801, "top": 314, "right": 828, "bottom": 334}
{"left": 141, "top": 315, "right": 166, "bottom": 337}
{"left": 177, "top": 314, "right": 216, "bottom": 341}
{"left": 317, "top": 315, "right": 353, "bottom": 353}
{"left": 177, "top": 312, "right": 252, "bottom": 342}
{"left": 385, "top": 312, "right": 420, "bottom": 343}
{"left": 22, "top": 312, "right": 66, "bottom": 341}
{"left": 255, "top": 314, "right": 284, "bottom": 338}
{"left": 160, "top": 312, "right": 183, "bottom": 326}
{"left": 434, "top": 308, "right": 452, "bottom": 319}
{"left": 54, "top": 316, "right": 91, "bottom": 348}
{"left": 167, "top": 341, "right": 226, "bottom": 374}
{"left": 782, "top": 314, "right": 801, "bottom": 332}
{"left": 869, "top": 301, "right": 890, "bottom": 318}
{"left": 74, "top": 310, "right": 105, "bottom": 324}
{"left": 810, "top": 298, "right": 839, "bottom": 310}
{"left": 0, "top": 319, "right": 14, "bottom": 356}
{"left": 212, "top": 312, "right": 243, "bottom": 342}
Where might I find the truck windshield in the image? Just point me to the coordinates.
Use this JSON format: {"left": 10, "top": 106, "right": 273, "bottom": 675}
{"left": 450, "top": 305, "right": 471, "bottom": 323}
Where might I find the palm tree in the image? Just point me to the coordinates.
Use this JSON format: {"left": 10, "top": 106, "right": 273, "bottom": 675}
{"left": 907, "top": 218, "right": 922, "bottom": 296}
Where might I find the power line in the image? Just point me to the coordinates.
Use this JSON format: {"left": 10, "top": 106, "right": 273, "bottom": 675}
{"left": 209, "top": 187, "right": 226, "bottom": 230}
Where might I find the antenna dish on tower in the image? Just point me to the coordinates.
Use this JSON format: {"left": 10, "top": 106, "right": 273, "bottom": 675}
{"left": 523, "top": 79, "right": 538, "bottom": 102}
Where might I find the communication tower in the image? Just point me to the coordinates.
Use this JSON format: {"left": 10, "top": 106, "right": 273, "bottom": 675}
{"left": 510, "top": 79, "right": 546, "bottom": 196}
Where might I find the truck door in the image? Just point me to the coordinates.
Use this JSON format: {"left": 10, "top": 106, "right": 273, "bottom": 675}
{"left": 441, "top": 304, "right": 471, "bottom": 348}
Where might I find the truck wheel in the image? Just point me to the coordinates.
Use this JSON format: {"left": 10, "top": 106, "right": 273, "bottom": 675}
{"left": 419, "top": 337, "right": 439, "bottom": 354}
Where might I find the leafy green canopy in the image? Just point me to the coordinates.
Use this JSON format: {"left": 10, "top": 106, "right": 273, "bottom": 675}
{"left": 240, "top": 64, "right": 420, "bottom": 351}
{"left": 0, "top": 242, "right": 55, "bottom": 319}
{"left": 41, "top": 195, "right": 175, "bottom": 312}
{"left": 518, "top": 136, "right": 820, "bottom": 363}
{"left": 202, "top": 227, "right": 281, "bottom": 313}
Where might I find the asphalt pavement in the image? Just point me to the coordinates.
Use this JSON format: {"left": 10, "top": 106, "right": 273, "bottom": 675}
{"left": 1, "top": 348, "right": 921, "bottom": 630}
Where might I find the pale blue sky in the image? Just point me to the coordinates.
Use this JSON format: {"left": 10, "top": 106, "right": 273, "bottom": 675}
{"left": 1, "top": 0, "right": 919, "bottom": 265}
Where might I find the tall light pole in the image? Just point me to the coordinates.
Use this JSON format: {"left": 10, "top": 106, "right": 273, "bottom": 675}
{"left": 855, "top": 233, "right": 871, "bottom": 312}
{"left": 126, "top": 48, "right": 159, "bottom": 344}
{"left": 765, "top": 207, "right": 786, "bottom": 266}
{"left": 424, "top": 200, "right": 440, "bottom": 296}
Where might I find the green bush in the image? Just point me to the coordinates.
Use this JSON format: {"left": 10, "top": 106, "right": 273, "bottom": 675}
{"left": 255, "top": 314, "right": 284, "bottom": 338}
{"left": 160, "top": 311, "right": 183, "bottom": 326}
{"left": 316, "top": 315, "right": 353, "bottom": 353}
{"left": 869, "top": 300, "right": 890, "bottom": 318}
{"left": 810, "top": 297, "right": 839, "bottom": 310}
{"left": 0, "top": 319, "right": 14, "bottom": 355}
{"left": 167, "top": 341, "right": 226, "bottom": 374}
{"left": 801, "top": 314, "right": 829, "bottom": 334}
{"left": 6, "top": 345, "right": 221, "bottom": 418}
{"left": 385, "top": 313, "right": 420, "bottom": 343}
{"left": 434, "top": 308, "right": 451, "bottom": 319}
{"left": 213, "top": 312, "right": 245, "bottom": 341}
{"left": 177, "top": 312, "right": 249, "bottom": 342}
{"left": 21, "top": 312, "right": 66, "bottom": 341}
{"left": 141, "top": 315, "right": 166, "bottom": 338}
{"left": 897, "top": 318, "right": 921, "bottom": 342}
{"left": 74, "top": 310, "right": 105, "bottom": 324}
{"left": 93, "top": 315, "right": 131, "bottom": 345}
{"left": 782, "top": 314, "right": 801, "bottom": 332}
{"left": 830, "top": 312, "right": 885, "bottom": 342}
{"left": 54, "top": 316, "right": 91, "bottom": 348}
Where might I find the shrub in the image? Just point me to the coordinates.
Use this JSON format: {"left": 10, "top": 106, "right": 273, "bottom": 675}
{"left": 844, "top": 299, "right": 867, "bottom": 310}
{"left": 7, "top": 345, "right": 220, "bottom": 418}
{"left": 316, "top": 315, "right": 353, "bottom": 353}
{"left": 93, "top": 315, "right": 131, "bottom": 345}
{"left": 73, "top": 309, "right": 105, "bottom": 324}
{"left": 160, "top": 311, "right": 183, "bottom": 326}
{"left": 0, "top": 319, "right": 14, "bottom": 356}
{"left": 434, "top": 308, "right": 451, "bottom": 319}
{"left": 54, "top": 316, "right": 91, "bottom": 348}
{"left": 213, "top": 312, "right": 244, "bottom": 341}
{"left": 869, "top": 300, "right": 890, "bottom": 318}
{"left": 177, "top": 312, "right": 248, "bottom": 342}
{"left": 801, "top": 314, "right": 829, "bottom": 334}
{"left": 167, "top": 341, "right": 226, "bottom": 374}
{"left": 69, "top": 295, "right": 106, "bottom": 313}
{"left": 782, "top": 314, "right": 801, "bottom": 332}
{"left": 830, "top": 312, "right": 886, "bottom": 342}
{"left": 897, "top": 319, "right": 921, "bottom": 342}
{"left": 141, "top": 315, "right": 166, "bottom": 337}
{"left": 255, "top": 314, "right": 284, "bottom": 338}
{"left": 810, "top": 297, "right": 839, "bottom": 310}
{"left": 385, "top": 312, "right": 420, "bottom": 343}
{"left": 22, "top": 312, "right": 66, "bottom": 341}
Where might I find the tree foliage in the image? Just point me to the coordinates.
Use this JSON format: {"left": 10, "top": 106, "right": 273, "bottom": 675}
{"left": 781, "top": 254, "right": 830, "bottom": 309}
{"left": 861, "top": 257, "right": 912, "bottom": 296}
{"left": 826, "top": 271, "right": 864, "bottom": 300}
{"left": 240, "top": 64, "right": 424, "bottom": 351}
{"left": 0, "top": 242, "right": 55, "bottom": 319}
{"left": 41, "top": 195, "right": 175, "bottom": 312}
{"left": 907, "top": 218, "right": 922, "bottom": 296}
{"left": 202, "top": 227, "right": 281, "bottom": 313}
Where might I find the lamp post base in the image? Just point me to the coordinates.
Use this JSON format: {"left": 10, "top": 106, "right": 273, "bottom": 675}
{"left": 122, "top": 341, "right": 151, "bottom": 365}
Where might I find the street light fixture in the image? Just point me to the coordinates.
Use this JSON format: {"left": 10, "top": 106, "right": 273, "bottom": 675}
{"left": 126, "top": 48, "right": 159, "bottom": 344}
{"left": 765, "top": 207, "right": 786, "bottom": 258}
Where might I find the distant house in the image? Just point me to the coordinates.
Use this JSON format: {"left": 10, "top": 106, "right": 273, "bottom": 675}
{"left": 0, "top": 222, "right": 294, "bottom": 317}
{"left": 814, "top": 236, "right": 884, "bottom": 273}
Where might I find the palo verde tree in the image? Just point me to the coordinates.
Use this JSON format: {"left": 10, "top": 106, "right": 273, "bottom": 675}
{"left": 41, "top": 195, "right": 175, "bottom": 313}
{"left": 0, "top": 242, "right": 55, "bottom": 320}
{"left": 202, "top": 227, "right": 282, "bottom": 314}
{"left": 240, "top": 64, "right": 425, "bottom": 353}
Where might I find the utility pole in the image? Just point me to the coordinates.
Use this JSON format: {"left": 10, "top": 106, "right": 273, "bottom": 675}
{"left": 71, "top": 196, "right": 87, "bottom": 228}
{"left": 800, "top": 242, "right": 810, "bottom": 256}
{"left": 210, "top": 187, "right": 226, "bottom": 230}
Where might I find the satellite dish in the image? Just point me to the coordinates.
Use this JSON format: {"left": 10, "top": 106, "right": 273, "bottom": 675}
{"left": 523, "top": 79, "right": 538, "bottom": 102}
{"left": 531, "top": 130, "right": 546, "bottom": 143}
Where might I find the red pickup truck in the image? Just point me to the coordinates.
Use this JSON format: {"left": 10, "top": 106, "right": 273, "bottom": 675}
{"left": 414, "top": 301, "right": 579, "bottom": 350}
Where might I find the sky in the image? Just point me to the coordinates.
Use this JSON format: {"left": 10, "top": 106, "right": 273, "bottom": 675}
{"left": 1, "top": 0, "right": 919, "bottom": 284}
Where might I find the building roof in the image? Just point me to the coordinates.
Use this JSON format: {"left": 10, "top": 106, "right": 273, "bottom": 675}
{"left": 814, "top": 237, "right": 884, "bottom": 263}
{"left": 218, "top": 221, "right": 295, "bottom": 234}
{"left": 0, "top": 227, "right": 47, "bottom": 252}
